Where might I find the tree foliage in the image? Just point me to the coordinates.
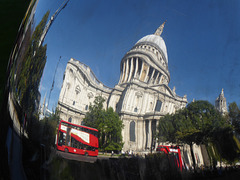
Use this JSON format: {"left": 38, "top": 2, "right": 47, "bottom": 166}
{"left": 10, "top": 11, "right": 50, "bottom": 142}
{"left": 40, "top": 108, "right": 60, "bottom": 158}
{"left": 17, "top": 11, "right": 49, "bottom": 115}
{"left": 158, "top": 100, "right": 230, "bottom": 144}
{"left": 157, "top": 100, "right": 239, "bottom": 164}
{"left": 83, "top": 96, "right": 124, "bottom": 151}
{"left": 228, "top": 102, "right": 240, "bottom": 135}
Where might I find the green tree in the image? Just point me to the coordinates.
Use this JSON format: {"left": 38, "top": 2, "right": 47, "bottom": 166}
{"left": 103, "top": 107, "right": 124, "bottom": 151}
{"left": 9, "top": 11, "right": 50, "bottom": 141}
{"left": 158, "top": 113, "right": 176, "bottom": 143}
{"left": 157, "top": 100, "right": 236, "bottom": 167}
{"left": 228, "top": 102, "right": 240, "bottom": 135}
{"left": 83, "top": 96, "right": 105, "bottom": 129}
{"left": 17, "top": 11, "right": 49, "bottom": 115}
{"left": 40, "top": 108, "right": 60, "bottom": 158}
{"left": 83, "top": 96, "right": 124, "bottom": 151}
{"left": 11, "top": 11, "right": 50, "bottom": 142}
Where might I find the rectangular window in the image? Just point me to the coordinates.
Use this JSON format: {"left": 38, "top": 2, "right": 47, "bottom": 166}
{"left": 155, "top": 100, "right": 162, "bottom": 112}
{"left": 130, "top": 121, "right": 135, "bottom": 142}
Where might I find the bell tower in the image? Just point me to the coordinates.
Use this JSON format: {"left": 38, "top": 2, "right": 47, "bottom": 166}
{"left": 215, "top": 89, "right": 228, "bottom": 115}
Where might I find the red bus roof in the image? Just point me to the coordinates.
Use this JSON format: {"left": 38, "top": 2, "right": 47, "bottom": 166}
{"left": 60, "top": 120, "right": 98, "bottom": 132}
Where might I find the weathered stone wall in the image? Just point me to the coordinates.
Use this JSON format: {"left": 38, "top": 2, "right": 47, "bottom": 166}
{"left": 49, "top": 154, "right": 181, "bottom": 180}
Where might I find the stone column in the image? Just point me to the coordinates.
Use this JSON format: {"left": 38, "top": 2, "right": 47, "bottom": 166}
{"left": 139, "top": 61, "right": 144, "bottom": 80}
{"left": 148, "top": 120, "right": 152, "bottom": 149}
{"left": 141, "top": 93, "right": 148, "bottom": 114}
{"left": 142, "top": 120, "right": 146, "bottom": 150}
{"left": 119, "top": 63, "right": 123, "bottom": 84}
{"left": 135, "top": 120, "right": 141, "bottom": 151}
{"left": 123, "top": 119, "right": 129, "bottom": 151}
{"left": 128, "top": 90, "right": 135, "bottom": 111}
{"left": 150, "top": 69, "right": 155, "bottom": 83}
{"left": 124, "top": 59, "right": 129, "bottom": 82}
{"left": 127, "top": 58, "right": 134, "bottom": 82}
{"left": 154, "top": 72, "right": 160, "bottom": 84}
{"left": 170, "top": 103, "right": 174, "bottom": 114}
{"left": 136, "top": 119, "right": 138, "bottom": 151}
{"left": 133, "top": 58, "right": 138, "bottom": 78}
{"left": 120, "top": 61, "right": 126, "bottom": 83}
{"left": 159, "top": 75, "right": 163, "bottom": 84}
{"left": 144, "top": 65, "right": 150, "bottom": 82}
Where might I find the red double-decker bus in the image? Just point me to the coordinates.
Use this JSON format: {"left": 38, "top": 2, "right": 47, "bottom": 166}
{"left": 156, "top": 145, "right": 183, "bottom": 171}
{"left": 56, "top": 120, "right": 99, "bottom": 156}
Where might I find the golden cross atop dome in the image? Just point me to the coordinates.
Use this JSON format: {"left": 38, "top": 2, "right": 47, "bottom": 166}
{"left": 154, "top": 20, "right": 167, "bottom": 36}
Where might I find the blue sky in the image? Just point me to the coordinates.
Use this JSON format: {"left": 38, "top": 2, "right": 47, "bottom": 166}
{"left": 35, "top": 0, "right": 240, "bottom": 110}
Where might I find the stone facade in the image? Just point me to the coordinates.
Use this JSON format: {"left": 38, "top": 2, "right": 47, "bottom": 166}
{"left": 215, "top": 89, "right": 228, "bottom": 115}
{"left": 58, "top": 59, "right": 112, "bottom": 125}
{"left": 58, "top": 24, "right": 188, "bottom": 152}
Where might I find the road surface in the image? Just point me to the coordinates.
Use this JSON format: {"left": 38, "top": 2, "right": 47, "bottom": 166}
{"left": 56, "top": 150, "right": 101, "bottom": 163}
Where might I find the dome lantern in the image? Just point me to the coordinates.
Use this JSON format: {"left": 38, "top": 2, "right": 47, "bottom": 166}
{"left": 154, "top": 20, "right": 166, "bottom": 36}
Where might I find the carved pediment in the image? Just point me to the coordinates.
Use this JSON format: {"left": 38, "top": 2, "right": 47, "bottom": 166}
{"left": 158, "top": 85, "right": 174, "bottom": 97}
{"left": 159, "top": 86, "right": 165, "bottom": 93}
{"left": 165, "top": 88, "right": 171, "bottom": 96}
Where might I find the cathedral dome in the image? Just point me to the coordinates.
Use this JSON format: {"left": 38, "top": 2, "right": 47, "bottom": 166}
{"left": 136, "top": 34, "right": 168, "bottom": 63}
{"left": 119, "top": 22, "right": 170, "bottom": 85}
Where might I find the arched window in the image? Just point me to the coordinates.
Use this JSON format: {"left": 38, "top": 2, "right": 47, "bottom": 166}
{"left": 130, "top": 121, "right": 135, "bottom": 142}
{"left": 68, "top": 117, "right": 72, "bottom": 123}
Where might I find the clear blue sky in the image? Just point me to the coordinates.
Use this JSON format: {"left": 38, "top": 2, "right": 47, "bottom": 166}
{"left": 35, "top": 0, "right": 240, "bottom": 110}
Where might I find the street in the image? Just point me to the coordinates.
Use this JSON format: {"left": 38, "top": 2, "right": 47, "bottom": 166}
{"left": 56, "top": 150, "right": 101, "bottom": 163}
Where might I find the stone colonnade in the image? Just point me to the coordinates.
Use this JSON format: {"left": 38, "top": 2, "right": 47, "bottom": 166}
{"left": 119, "top": 57, "right": 164, "bottom": 85}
